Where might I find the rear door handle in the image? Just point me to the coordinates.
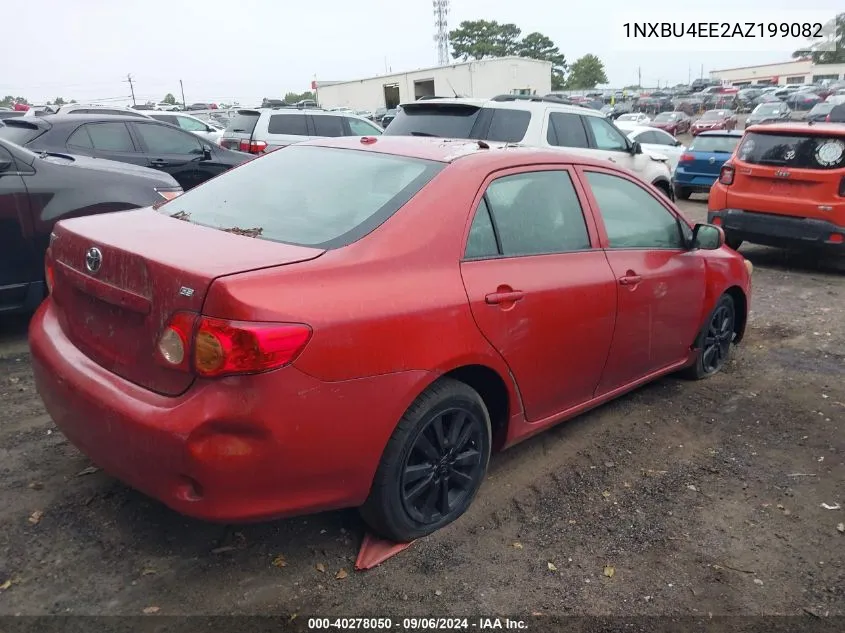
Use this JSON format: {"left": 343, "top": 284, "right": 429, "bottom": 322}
{"left": 485, "top": 290, "right": 524, "bottom": 304}
{"left": 150, "top": 159, "right": 169, "bottom": 166}
{"left": 619, "top": 275, "right": 642, "bottom": 286}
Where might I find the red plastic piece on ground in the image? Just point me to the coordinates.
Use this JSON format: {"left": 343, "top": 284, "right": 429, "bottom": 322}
{"left": 355, "top": 532, "right": 416, "bottom": 570}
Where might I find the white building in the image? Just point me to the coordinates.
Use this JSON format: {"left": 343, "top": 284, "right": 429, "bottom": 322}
{"left": 710, "top": 60, "right": 845, "bottom": 86}
{"left": 316, "top": 57, "right": 552, "bottom": 111}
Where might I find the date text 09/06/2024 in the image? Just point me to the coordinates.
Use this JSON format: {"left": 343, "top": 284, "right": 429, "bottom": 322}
{"left": 623, "top": 22, "right": 824, "bottom": 39}
{"left": 307, "top": 618, "right": 528, "bottom": 630}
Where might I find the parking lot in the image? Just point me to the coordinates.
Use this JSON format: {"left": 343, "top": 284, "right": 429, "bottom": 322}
{"left": 0, "top": 193, "right": 843, "bottom": 617}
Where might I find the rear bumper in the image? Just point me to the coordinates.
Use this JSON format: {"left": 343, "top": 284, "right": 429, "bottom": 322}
{"left": 29, "top": 299, "right": 432, "bottom": 522}
{"left": 672, "top": 174, "right": 716, "bottom": 193}
{"left": 708, "top": 208, "right": 845, "bottom": 249}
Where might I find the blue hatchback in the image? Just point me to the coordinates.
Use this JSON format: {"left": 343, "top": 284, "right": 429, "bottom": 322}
{"left": 672, "top": 130, "right": 743, "bottom": 199}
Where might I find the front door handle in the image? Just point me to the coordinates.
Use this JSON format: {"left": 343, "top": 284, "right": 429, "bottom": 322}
{"left": 485, "top": 290, "right": 524, "bottom": 305}
{"left": 150, "top": 159, "right": 169, "bottom": 166}
{"left": 619, "top": 274, "right": 642, "bottom": 286}
{"left": 607, "top": 157, "right": 616, "bottom": 163}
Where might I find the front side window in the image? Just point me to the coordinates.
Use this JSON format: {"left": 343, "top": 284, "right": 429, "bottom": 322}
{"left": 312, "top": 116, "right": 345, "bottom": 137}
{"left": 177, "top": 116, "right": 208, "bottom": 132}
{"left": 584, "top": 117, "right": 629, "bottom": 151}
{"left": 585, "top": 171, "right": 683, "bottom": 249}
{"left": 480, "top": 170, "right": 591, "bottom": 257}
{"left": 133, "top": 123, "right": 203, "bottom": 154}
{"left": 347, "top": 118, "right": 382, "bottom": 135}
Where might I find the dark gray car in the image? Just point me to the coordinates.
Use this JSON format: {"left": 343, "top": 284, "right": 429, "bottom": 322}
{"left": 0, "top": 137, "right": 181, "bottom": 313}
{"left": 746, "top": 102, "right": 792, "bottom": 126}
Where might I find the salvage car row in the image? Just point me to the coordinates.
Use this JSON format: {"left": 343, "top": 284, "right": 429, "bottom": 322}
{"left": 2, "top": 89, "right": 844, "bottom": 543}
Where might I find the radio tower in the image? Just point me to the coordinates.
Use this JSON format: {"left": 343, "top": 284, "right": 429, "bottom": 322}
{"left": 433, "top": 0, "right": 450, "bottom": 66}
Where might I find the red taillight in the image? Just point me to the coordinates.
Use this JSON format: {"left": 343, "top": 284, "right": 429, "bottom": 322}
{"left": 155, "top": 188, "right": 183, "bottom": 202}
{"left": 719, "top": 164, "right": 735, "bottom": 185}
{"left": 679, "top": 153, "right": 694, "bottom": 163}
{"left": 45, "top": 254, "right": 55, "bottom": 295}
{"left": 238, "top": 139, "right": 268, "bottom": 154}
{"left": 829, "top": 233, "right": 844, "bottom": 244}
{"left": 711, "top": 216, "right": 723, "bottom": 226}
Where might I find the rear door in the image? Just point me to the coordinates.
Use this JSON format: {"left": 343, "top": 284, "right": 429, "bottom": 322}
{"left": 65, "top": 121, "right": 148, "bottom": 167}
{"left": 0, "top": 143, "right": 36, "bottom": 305}
{"left": 459, "top": 166, "right": 617, "bottom": 421}
{"left": 129, "top": 121, "right": 205, "bottom": 190}
{"left": 263, "top": 112, "right": 311, "bottom": 148}
{"left": 728, "top": 130, "right": 845, "bottom": 223}
{"left": 579, "top": 167, "right": 705, "bottom": 394}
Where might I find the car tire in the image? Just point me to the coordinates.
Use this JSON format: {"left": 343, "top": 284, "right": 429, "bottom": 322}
{"left": 653, "top": 181, "right": 673, "bottom": 200}
{"left": 673, "top": 185, "right": 691, "bottom": 200}
{"left": 725, "top": 234, "right": 743, "bottom": 250}
{"left": 680, "top": 293, "right": 736, "bottom": 381}
{"left": 360, "top": 378, "right": 492, "bottom": 542}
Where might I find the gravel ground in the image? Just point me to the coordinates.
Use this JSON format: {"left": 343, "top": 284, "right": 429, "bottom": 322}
{"left": 0, "top": 199, "right": 843, "bottom": 621}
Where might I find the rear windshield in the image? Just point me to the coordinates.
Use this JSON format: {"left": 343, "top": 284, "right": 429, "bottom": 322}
{"left": 224, "top": 111, "right": 260, "bottom": 136}
{"left": 156, "top": 145, "right": 444, "bottom": 248}
{"left": 700, "top": 111, "right": 728, "bottom": 120}
{"left": 688, "top": 135, "right": 740, "bottom": 153}
{"left": 737, "top": 132, "right": 845, "bottom": 170}
{"left": 753, "top": 104, "right": 785, "bottom": 114}
{"left": 384, "top": 104, "right": 530, "bottom": 142}
{"left": 0, "top": 120, "right": 46, "bottom": 146}
{"left": 653, "top": 113, "right": 680, "bottom": 121}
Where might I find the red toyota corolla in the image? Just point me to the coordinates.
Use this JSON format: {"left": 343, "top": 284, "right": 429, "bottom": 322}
{"left": 30, "top": 136, "right": 752, "bottom": 542}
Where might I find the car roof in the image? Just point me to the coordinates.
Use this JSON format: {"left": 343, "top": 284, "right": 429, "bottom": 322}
{"left": 396, "top": 96, "right": 605, "bottom": 117}
{"left": 744, "top": 121, "right": 845, "bottom": 134}
{"left": 696, "top": 130, "right": 744, "bottom": 137}
{"left": 37, "top": 114, "right": 162, "bottom": 125}
{"left": 298, "top": 135, "right": 617, "bottom": 169}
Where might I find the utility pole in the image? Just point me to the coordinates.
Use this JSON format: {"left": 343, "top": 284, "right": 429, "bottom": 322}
{"left": 179, "top": 79, "right": 186, "bottom": 110}
{"left": 688, "top": 65, "right": 691, "bottom": 84}
{"left": 700, "top": 64, "right": 704, "bottom": 80}
{"left": 125, "top": 73, "right": 136, "bottom": 106}
{"left": 637, "top": 66, "right": 641, "bottom": 88}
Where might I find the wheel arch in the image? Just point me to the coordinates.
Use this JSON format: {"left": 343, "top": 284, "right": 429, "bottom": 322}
{"left": 651, "top": 176, "right": 674, "bottom": 200}
{"left": 724, "top": 284, "right": 748, "bottom": 343}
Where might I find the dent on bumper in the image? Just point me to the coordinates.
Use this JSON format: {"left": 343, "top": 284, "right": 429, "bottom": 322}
{"left": 29, "top": 300, "right": 433, "bottom": 522}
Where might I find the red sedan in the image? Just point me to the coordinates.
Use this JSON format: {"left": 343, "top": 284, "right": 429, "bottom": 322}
{"left": 691, "top": 109, "right": 738, "bottom": 135}
{"left": 30, "top": 137, "right": 752, "bottom": 542}
{"left": 649, "top": 111, "right": 691, "bottom": 135}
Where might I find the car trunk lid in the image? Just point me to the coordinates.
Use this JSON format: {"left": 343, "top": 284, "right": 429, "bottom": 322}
{"left": 727, "top": 130, "right": 845, "bottom": 222}
{"left": 48, "top": 208, "right": 325, "bottom": 396}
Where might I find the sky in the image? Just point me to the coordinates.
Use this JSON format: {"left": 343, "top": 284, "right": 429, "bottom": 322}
{"left": 2, "top": 0, "right": 841, "bottom": 106}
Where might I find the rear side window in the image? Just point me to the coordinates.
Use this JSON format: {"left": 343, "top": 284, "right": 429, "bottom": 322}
{"left": 224, "top": 111, "right": 260, "bottom": 135}
{"left": 0, "top": 121, "right": 46, "bottom": 145}
{"left": 72, "top": 122, "right": 135, "bottom": 152}
{"left": 546, "top": 112, "right": 589, "bottom": 148}
{"left": 157, "top": 145, "right": 443, "bottom": 248}
{"left": 151, "top": 114, "right": 180, "bottom": 125}
{"left": 383, "top": 104, "right": 481, "bottom": 138}
{"left": 737, "top": 132, "right": 845, "bottom": 169}
{"left": 267, "top": 113, "right": 308, "bottom": 135}
{"left": 486, "top": 110, "right": 530, "bottom": 143}
{"left": 312, "top": 115, "right": 345, "bottom": 137}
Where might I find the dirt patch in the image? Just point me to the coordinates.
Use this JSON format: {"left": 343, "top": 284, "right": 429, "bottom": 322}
{"left": 0, "top": 208, "right": 843, "bottom": 617}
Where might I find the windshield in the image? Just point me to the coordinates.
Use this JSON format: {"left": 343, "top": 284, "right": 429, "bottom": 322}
{"left": 737, "top": 132, "right": 845, "bottom": 170}
{"left": 653, "top": 113, "right": 679, "bottom": 122}
{"left": 753, "top": 104, "right": 784, "bottom": 114}
{"left": 688, "top": 135, "right": 740, "bottom": 153}
{"left": 156, "top": 145, "right": 443, "bottom": 248}
{"left": 700, "top": 111, "right": 727, "bottom": 121}
{"left": 616, "top": 114, "right": 639, "bottom": 121}
{"left": 809, "top": 103, "right": 833, "bottom": 114}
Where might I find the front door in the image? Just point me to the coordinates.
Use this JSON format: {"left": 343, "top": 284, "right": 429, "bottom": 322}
{"left": 578, "top": 168, "right": 706, "bottom": 395}
{"left": 459, "top": 167, "right": 617, "bottom": 422}
{"left": 0, "top": 144, "right": 36, "bottom": 307}
{"left": 130, "top": 121, "right": 205, "bottom": 190}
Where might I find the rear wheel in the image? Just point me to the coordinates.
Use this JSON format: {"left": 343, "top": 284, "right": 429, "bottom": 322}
{"left": 654, "top": 181, "right": 673, "bottom": 200}
{"left": 360, "top": 378, "right": 491, "bottom": 542}
{"left": 725, "top": 233, "right": 743, "bottom": 250}
{"left": 681, "top": 294, "right": 736, "bottom": 380}
{"left": 673, "top": 185, "right": 691, "bottom": 200}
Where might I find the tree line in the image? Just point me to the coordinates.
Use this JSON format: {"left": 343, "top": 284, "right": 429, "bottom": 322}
{"left": 448, "top": 19, "right": 608, "bottom": 90}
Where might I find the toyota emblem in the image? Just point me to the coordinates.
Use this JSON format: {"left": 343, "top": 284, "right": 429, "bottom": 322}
{"left": 85, "top": 247, "right": 103, "bottom": 273}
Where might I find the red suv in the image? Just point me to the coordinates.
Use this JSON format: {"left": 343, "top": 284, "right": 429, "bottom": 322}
{"left": 708, "top": 122, "right": 845, "bottom": 250}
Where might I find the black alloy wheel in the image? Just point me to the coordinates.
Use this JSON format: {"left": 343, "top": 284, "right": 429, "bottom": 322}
{"left": 401, "top": 408, "right": 484, "bottom": 525}
{"left": 361, "top": 378, "right": 491, "bottom": 542}
{"left": 681, "top": 293, "right": 736, "bottom": 380}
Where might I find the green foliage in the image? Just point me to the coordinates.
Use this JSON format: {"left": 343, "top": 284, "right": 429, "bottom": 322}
{"left": 518, "top": 32, "right": 567, "bottom": 90}
{"left": 162, "top": 93, "right": 177, "bottom": 105}
{"left": 565, "top": 54, "right": 608, "bottom": 89}
{"left": 0, "top": 95, "right": 28, "bottom": 108}
{"left": 449, "top": 20, "right": 522, "bottom": 61}
{"left": 792, "top": 13, "right": 845, "bottom": 64}
{"left": 283, "top": 91, "right": 316, "bottom": 103}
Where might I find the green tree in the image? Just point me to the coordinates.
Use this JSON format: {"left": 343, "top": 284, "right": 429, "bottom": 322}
{"left": 449, "top": 20, "right": 522, "bottom": 61}
{"left": 0, "top": 95, "right": 28, "bottom": 107}
{"left": 53, "top": 97, "right": 66, "bottom": 106}
{"left": 283, "top": 91, "right": 316, "bottom": 104}
{"left": 518, "top": 32, "right": 567, "bottom": 90}
{"left": 792, "top": 13, "right": 845, "bottom": 63}
{"left": 565, "top": 54, "right": 608, "bottom": 89}
{"left": 162, "top": 93, "right": 177, "bottom": 105}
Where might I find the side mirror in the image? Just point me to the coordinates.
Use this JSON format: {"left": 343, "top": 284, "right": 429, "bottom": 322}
{"left": 630, "top": 140, "right": 642, "bottom": 155}
{"left": 691, "top": 223, "right": 725, "bottom": 250}
{"left": 674, "top": 140, "right": 682, "bottom": 146}
{"left": 201, "top": 145, "right": 213, "bottom": 160}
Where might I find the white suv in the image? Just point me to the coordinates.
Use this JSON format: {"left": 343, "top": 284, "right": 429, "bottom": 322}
{"left": 383, "top": 95, "right": 674, "bottom": 198}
